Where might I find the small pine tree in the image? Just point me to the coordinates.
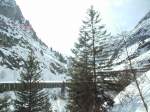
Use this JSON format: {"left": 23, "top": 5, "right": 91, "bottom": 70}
{"left": 14, "top": 52, "right": 52, "bottom": 112}
{"left": 0, "top": 95, "right": 11, "bottom": 112}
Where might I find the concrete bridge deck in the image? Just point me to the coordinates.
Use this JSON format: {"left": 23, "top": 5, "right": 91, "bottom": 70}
{"left": 0, "top": 82, "right": 68, "bottom": 92}
{"left": 0, "top": 67, "right": 149, "bottom": 92}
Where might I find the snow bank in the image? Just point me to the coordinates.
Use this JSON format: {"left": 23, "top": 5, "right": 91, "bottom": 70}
{"left": 111, "top": 70, "right": 150, "bottom": 112}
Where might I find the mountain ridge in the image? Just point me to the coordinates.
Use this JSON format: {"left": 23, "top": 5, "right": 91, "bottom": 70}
{"left": 111, "top": 9, "right": 150, "bottom": 112}
{"left": 0, "top": 0, "right": 67, "bottom": 82}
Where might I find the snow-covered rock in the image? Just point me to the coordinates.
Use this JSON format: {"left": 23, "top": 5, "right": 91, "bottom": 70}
{"left": 0, "top": 0, "right": 23, "bottom": 22}
{"left": 0, "top": 0, "right": 16, "bottom": 7}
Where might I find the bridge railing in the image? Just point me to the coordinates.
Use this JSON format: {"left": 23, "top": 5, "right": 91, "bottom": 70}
{"left": 0, "top": 82, "right": 70, "bottom": 92}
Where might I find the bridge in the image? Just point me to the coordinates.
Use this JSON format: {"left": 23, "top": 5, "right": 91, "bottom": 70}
{"left": 0, "top": 81, "right": 69, "bottom": 92}
{"left": 0, "top": 66, "right": 149, "bottom": 92}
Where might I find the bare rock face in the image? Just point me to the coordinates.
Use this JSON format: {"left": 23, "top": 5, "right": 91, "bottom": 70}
{"left": 0, "top": 0, "right": 16, "bottom": 7}
{"left": 0, "top": 0, "right": 24, "bottom": 22}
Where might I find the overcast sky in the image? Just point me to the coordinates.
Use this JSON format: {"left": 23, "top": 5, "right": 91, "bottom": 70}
{"left": 16, "top": 0, "right": 150, "bottom": 55}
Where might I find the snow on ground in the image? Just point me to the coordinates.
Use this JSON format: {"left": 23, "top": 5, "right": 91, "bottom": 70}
{"left": 0, "top": 66, "right": 19, "bottom": 82}
{"left": 51, "top": 97, "right": 67, "bottom": 112}
{"left": 113, "top": 43, "right": 139, "bottom": 65}
{"left": 111, "top": 70, "right": 150, "bottom": 112}
{"left": 132, "top": 50, "right": 150, "bottom": 65}
{"left": 132, "top": 18, "right": 150, "bottom": 36}
{"left": 112, "top": 49, "right": 150, "bottom": 71}
{"left": 0, "top": 88, "right": 68, "bottom": 112}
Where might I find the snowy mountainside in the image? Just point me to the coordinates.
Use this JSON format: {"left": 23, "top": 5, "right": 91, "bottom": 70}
{"left": 0, "top": 0, "right": 16, "bottom": 7}
{"left": 0, "top": 14, "right": 67, "bottom": 82}
{"left": 0, "top": 1, "right": 68, "bottom": 111}
{"left": 110, "top": 10, "right": 150, "bottom": 71}
{"left": 110, "top": 10, "right": 150, "bottom": 112}
{"left": 0, "top": 0, "right": 23, "bottom": 22}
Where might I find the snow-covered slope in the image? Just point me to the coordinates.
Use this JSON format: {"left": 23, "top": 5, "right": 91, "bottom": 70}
{"left": 0, "top": 14, "right": 67, "bottom": 82}
{"left": 0, "top": 1, "right": 68, "bottom": 111}
{"left": 110, "top": 10, "right": 150, "bottom": 112}
{"left": 110, "top": 10, "right": 150, "bottom": 71}
{"left": 0, "top": 1, "right": 67, "bottom": 82}
{"left": 111, "top": 70, "right": 150, "bottom": 112}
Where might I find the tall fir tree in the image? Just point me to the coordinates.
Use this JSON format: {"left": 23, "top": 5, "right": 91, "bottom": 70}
{"left": 67, "top": 31, "right": 94, "bottom": 112}
{"left": 67, "top": 6, "right": 113, "bottom": 112}
{"left": 82, "top": 6, "right": 114, "bottom": 112}
{"left": 14, "top": 52, "right": 52, "bottom": 112}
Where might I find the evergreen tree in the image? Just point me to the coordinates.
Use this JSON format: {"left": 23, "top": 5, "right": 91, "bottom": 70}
{"left": 67, "top": 31, "right": 94, "bottom": 112}
{"left": 67, "top": 6, "right": 113, "bottom": 112}
{"left": 82, "top": 7, "right": 114, "bottom": 112}
{"left": 0, "top": 95, "right": 11, "bottom": 112}
{"left": 14, "top": 52, "right": 52, "bottom": 112}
